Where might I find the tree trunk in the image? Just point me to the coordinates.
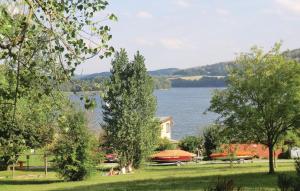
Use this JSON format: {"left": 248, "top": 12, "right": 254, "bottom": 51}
{"left": 127, "top": 163, "right": 133, "bottom": 173}
{"left": 120, "top": 166, "right": 126, "bottom": 174}
{"left": 44, "top": 154, "right": 48, "bottom": 177}
{"left": 268, "top": 144, "right": 275, "bottom": 174}
{"left": 12, "top": 162, "right": 15, "bottom": 179}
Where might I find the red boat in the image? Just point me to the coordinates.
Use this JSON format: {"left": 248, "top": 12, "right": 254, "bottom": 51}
{"left": 210, "top": 151, "right": 253, "bottom": 160}
{"left": 105, "top": 154, "right": 118, "bottom": 162}
{"left": 151, "top": 150, "right": 196, "bottom": 163}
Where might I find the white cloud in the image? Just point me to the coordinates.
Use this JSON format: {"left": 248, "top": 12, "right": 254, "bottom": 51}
{"left": 136, "top": 11, "right": 153, "bottom": 19}
{"left": 135, "top": 37, "right": 155, "bottom": 46}
{"left": 276, "top": 0, "right": 300, "bottom": 14}
{"left": 160, "top": 38, "right": 185, "bottom": 49}
{"left": 216, "top": 8, "right": 230, "bottom": 16}
{"left": 175, "top": 0, "right": 191, "bottom": 8}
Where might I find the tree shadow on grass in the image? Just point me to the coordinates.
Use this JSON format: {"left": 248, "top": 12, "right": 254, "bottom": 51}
{"left": 15, "top": 168, "right": 56, "bottom": 172}
{"left": 49, "top": 171, "right": 294, "bottom": 191}
{"left": 0, "top": 179, "right": 62, "bottom": 185}
{"left": 144, "top": 164, "right": 267, "bottom": 172}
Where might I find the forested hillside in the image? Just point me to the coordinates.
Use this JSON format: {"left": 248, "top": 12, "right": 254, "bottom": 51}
{"left": 65, "top": 48, "right": 300, "bottom": 91}
{"left": 284, "top": 48, "right": 300, "bottom": 62}
{"left": 173, "top": 62, "right": 233, "bottom": 76}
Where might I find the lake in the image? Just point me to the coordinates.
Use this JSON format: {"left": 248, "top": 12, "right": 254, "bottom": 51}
{"left": 70, "top": 88, "right": 220, "bottom": 140}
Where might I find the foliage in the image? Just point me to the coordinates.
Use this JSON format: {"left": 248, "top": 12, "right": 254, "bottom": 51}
{"left": 295, "top": 158, "right": 300, "bottom": 177}
{"left": 153, "top": 77, "right": 171, "bottom": 89}
{"left": 277, "top": 130, "right": 300, "bottom": 159}
{"left": 0, "top": 63, "right": 65, "bottom": 169}
{"left": 155, "top": 138, "right": 176, "bottom": 151}
{"left": 209, "top": 43, "right": 300, "bottom": 173}
{"left": 203, "top": 125, "right": 223, "bottom": 159}
{"left": 103, "top": 49, "right": 160, "bottom": 170}
{"left": 179, "top": 136, "right": 203, "bottom": 153}
{"left": 0, "top": 0, "right": 115, "bottom": 171}
{"left": 277, "top": 159, "right": 300, "bottom": 191}
{"left": 277, "top": 174, "right": 294, "bottom": 191}
{"left": 52, "top": 109, "right": 94, "bottom": 181}
{"left": 205, "top": 178, "right": 242, "bottom": 191}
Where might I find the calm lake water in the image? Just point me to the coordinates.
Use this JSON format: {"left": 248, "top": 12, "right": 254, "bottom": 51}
{"left": 70, "top": 88, "right": 220, "bottom": 140}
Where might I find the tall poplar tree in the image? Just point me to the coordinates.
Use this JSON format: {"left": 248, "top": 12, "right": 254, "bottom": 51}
{"left": 103, "top": 49, "right": 160, "bottom": 171}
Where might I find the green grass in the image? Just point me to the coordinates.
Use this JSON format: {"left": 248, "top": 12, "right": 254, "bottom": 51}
{"left": 17, "top": 150, "right": 54, "bottom": 167}
{"left": 0, "top": 161, "right": 296, "bottom": 191}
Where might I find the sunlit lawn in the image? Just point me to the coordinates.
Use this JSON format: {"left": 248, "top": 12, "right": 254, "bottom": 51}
{"left": 0, "top": 161, "right": 296, "bottom": 191}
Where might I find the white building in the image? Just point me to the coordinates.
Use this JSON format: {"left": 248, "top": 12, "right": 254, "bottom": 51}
{"left": 291, "top": 147, "right": 300, "bottom": 159}
{"left": 158, "top": 116, "right": 173, "bottom": 140}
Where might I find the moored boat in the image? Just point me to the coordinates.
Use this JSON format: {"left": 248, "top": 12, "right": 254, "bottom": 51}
{"left": 151, "top": 150, "right": 196, "bottom": 163}
{"left": 210, "top": 151, "right": 253, "bottom": 160}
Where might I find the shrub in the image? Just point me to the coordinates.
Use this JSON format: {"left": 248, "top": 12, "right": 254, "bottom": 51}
{"left": 156, "top": 138, "right": 176, "bottom": 151}
{"left": 52, "top": 110, "right": 94, "bottom": 181}
{"left": 278, "top": 151, "right": 291, "bottom": 159}
{"left": 205, "top": 178, "right": 242, "bottom": 191}
{"left": 295, "top": 158, "right": 300, "bottom": 177}
{"left": 179, "top": 136, "right": 203, "bottom": 153}
{"left": 277, "top": 174, "right": 294, "bottom": 191}
{"left": 203, "top": 125, "right": 222, "bottom": 159}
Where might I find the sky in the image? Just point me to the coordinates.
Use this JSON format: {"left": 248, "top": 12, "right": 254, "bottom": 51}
{"left": 76, "top": 0, "right": 300, "bottom": 74}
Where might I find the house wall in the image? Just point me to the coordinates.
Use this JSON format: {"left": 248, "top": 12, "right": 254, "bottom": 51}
{"left": 160, "top": 121, "right": 171, "bottom": 139}
{"left": 291, "top": 147, "right": 300, "bottom": 159}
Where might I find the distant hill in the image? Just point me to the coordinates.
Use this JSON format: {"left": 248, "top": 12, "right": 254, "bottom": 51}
{"left": 173, "top": 62, "right": 233, "bottom": 77}
{"left": 284, "top": 48, "right": 300, "bottom": 62}
{"left": 71, "top": 48, "right": 300, "bottom": 89}
{"left": 76, "top": 68, "right": 180, "bottom": 80}
{"left": 76, "top": 72, "right": 111, "bottom": 80}
{"left": 148, "top": 68, "right": 179, "bottom": 76}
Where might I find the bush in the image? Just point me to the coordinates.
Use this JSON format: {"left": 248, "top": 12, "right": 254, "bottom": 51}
{"left": 203, "top": 125, "right": 222, "bottom": 159}
{"left": 295, "top": 158, "right": 300, "bottom": 177}
{"left": 179, "top": 136, "right": 203, "bottom": 153}
{"left": 277, "top": 174, "right": 294, "bottom": 191}
{"left": 205, "top": 178, "right": 242, "bottom": 191}
{"left": 52, "top": 110, "right": 94, "bottom": 181}
{"left": 156, "top": 138, "right": 176, "bottom": 151}
{"left": 278, "top": 150, "right": 291, "bottom": 159}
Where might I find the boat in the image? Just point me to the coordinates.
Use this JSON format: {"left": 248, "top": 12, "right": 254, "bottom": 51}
{"left": 210, "top": 151, "right": 253, "bottom": 160}
{"left": 105, "top": 154, "right": 118, "bottom": 162}
{"left": 151, "top": 150, "right": 196, "bottom": 163}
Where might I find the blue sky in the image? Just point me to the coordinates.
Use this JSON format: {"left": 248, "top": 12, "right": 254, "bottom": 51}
{"left": 76, "top": 0, "right": 300, "bottom": 74}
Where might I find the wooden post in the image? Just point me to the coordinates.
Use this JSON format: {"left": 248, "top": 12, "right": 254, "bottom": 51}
{"left": 274, "top": 151, "right": 277, "bottom": 168}
{"left": 12, "top": 162, "right": 15, "bottom": 179}
{"left": 26, "top": 155, "right": 29, "bottom": 170}
{"left": 44, "top": 153, "right": 48, "bottom": 176}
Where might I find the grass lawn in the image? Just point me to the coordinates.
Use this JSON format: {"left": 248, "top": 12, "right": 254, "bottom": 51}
{"left": 0, "top": 161, "right": 296, "bottom": 191}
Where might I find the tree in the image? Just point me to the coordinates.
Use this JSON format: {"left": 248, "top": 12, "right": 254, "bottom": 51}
{"left": 209, "top": 43, "right": 300, "bottom": 173}
{"left": 0, "top": 0, "right": 115, "bottom": 169}
{"left": 179, "top": 136, "right": 203, "bottom": 154}
{"left": 52, "top": 109, "right": 94, "bottom": 181}
{"left": 103, "top": 49, "right": 160, "bottom": 171}
{"left": 0, "top": 65, "right": 64, "bottom": 169}
{"left": 203, "top": 125, "right": 222, "bottom": 159}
